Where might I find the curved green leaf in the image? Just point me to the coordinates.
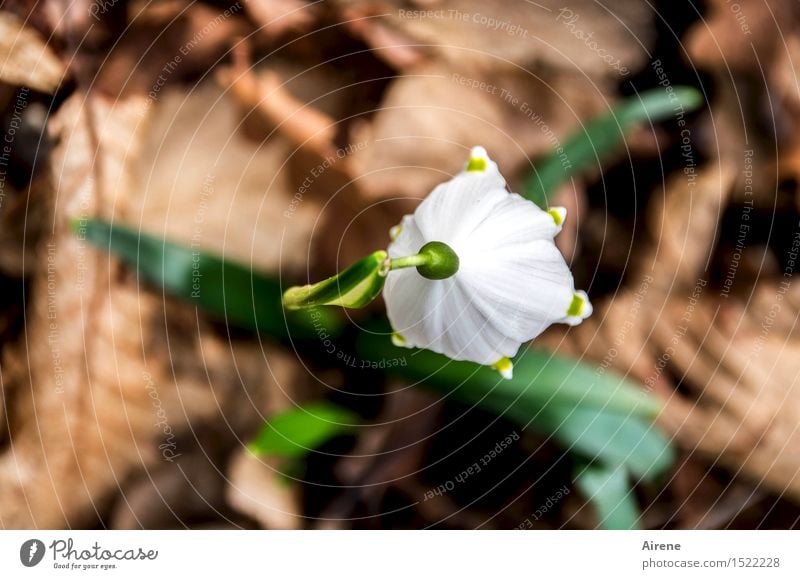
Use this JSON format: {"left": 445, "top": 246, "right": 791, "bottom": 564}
{"left": 526, "top": 86, "right": 703, "bottom": 207}
{"left": 575, "top": 463, "right": 641, "bottom": 530}
{"left": 248, "top": 403, "right": 359, "bottom": 458}
{"left": 79, "top": 218, "right": 340, "bottom": 339}
{"left": 357, "top": 331, "right": 673, "bottom": 481}
{"left": 357, "top": 331, "right": 660, "bottom": 417}
{"left": 541, "top": 404, "right": 673, "bottom": 482}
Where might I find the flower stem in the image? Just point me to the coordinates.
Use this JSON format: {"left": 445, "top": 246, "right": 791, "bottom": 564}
{"left": 389, "top": 254, "right": 429, "bottom": 270}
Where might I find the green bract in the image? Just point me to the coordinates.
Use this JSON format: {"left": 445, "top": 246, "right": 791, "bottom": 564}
{"left": 282, "top": 250, "right": 388, "bottom": 310}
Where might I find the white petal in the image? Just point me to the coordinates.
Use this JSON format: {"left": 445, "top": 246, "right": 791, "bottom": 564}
{"left": 434, "top": 278, "right": 521, "bottom": 364}
{"left": 413, "top": 160, "right": 506, "bottom": 244}
{"left": 454, "top": 192, "right": 561, "bottom": 259}
{"left": 457, "top": 240, "right": 575, "bottom": 343}
{"left": 387, "top": 214, "right": 425, "bottom": 259}
{"left": 384, "top": 270, "right": 519, "bottom": 365}
{"left": 383, "top": 267, "right": 433, "bottom": 343}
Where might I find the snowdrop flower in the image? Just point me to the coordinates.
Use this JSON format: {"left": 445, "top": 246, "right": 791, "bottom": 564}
{"left": 383, "top": 146, "right": 591, "bottom": 379}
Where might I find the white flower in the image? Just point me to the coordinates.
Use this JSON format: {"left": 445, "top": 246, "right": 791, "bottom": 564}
{"left": 383, "top": 146, "right": 592, "bottom": 378}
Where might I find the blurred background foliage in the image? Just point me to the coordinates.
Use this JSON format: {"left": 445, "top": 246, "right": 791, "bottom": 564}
{"left": 85, "top": 85, "right": 698, "bottom": 529}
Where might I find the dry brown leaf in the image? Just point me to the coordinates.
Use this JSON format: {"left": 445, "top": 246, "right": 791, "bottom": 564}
{"left": 0, "top": 12, "right": 66, "bottom": 92}
{"left": 0, "top": 87, "right": 307, "bottom": 528}
{"left": 684, "top": 0, "right": 798, "bottom": 203}
{"left": 226, "top": 450, "right": 303, "bottom": 530}
{"left": 245, "top": 0, "right": 319, "bottom": 38}
{"left": 346, "top": 63, "right": 609, "bottom": 202}
{"left": 685, "top": 0, "right": 794, "bottom": 72}
{"left": 110, "top": 445, "right": 235, "bottom": 529}
{"left": 94, "top": 2, "right": 247, "bottom": 99}
{"left": 644, "top": 162, "right": 737, "bottom": 291}
{"left": 334, "top": 0, "right": 653, "bottom": 76}
{"left": 132, "top": 81, "right": 321, "bottom": 274}
{"left": 217, "top": 42, "right": 339, "bottom": 160}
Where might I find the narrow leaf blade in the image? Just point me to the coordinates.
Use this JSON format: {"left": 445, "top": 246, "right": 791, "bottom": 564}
{"left": 249, "top": 403, "right": 359, "bottom": 459}
{"left": 357, "top": 332, "right": 673, "bottom": 480}
{"left": 357, "top": 332, "right": 661, "bottom": 417}
{"left": 525, "top": 86, "right": 703, "bottom": 207}
{"left": 574, "top": 463, "right": 641, "bottom": 530}
{"left": 80, "top": 218, "right": 340, "bottom": 338}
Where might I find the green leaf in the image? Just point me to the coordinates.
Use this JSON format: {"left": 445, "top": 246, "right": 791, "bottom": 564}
{"left": 456, "top": 389, "right": 673, "bottom": 482}
{"left": 248, "top": 403, "right": 359, "bottom": 459}
{"left": 357, "top": 332, "right": 673, "bottom": 481}
{"left": 536, "top": 404, "right": 673, "bottom": 482}
{"left": 78, "top": 218, "right": 340, "bottom": 339}
{"left": 454, "top": 384, "right": 672, "bottom": 481}
{"left": 282, "top": 250, "right": 388, "bottom": 310}
{"left": 525, "top": 86, "right": 703, "bottom": 207}
{"left": 357, "top": 332, "right": 660, "bottom": 417}
{"left": 574, "top": 463, "right": 641, "bottom": 530}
